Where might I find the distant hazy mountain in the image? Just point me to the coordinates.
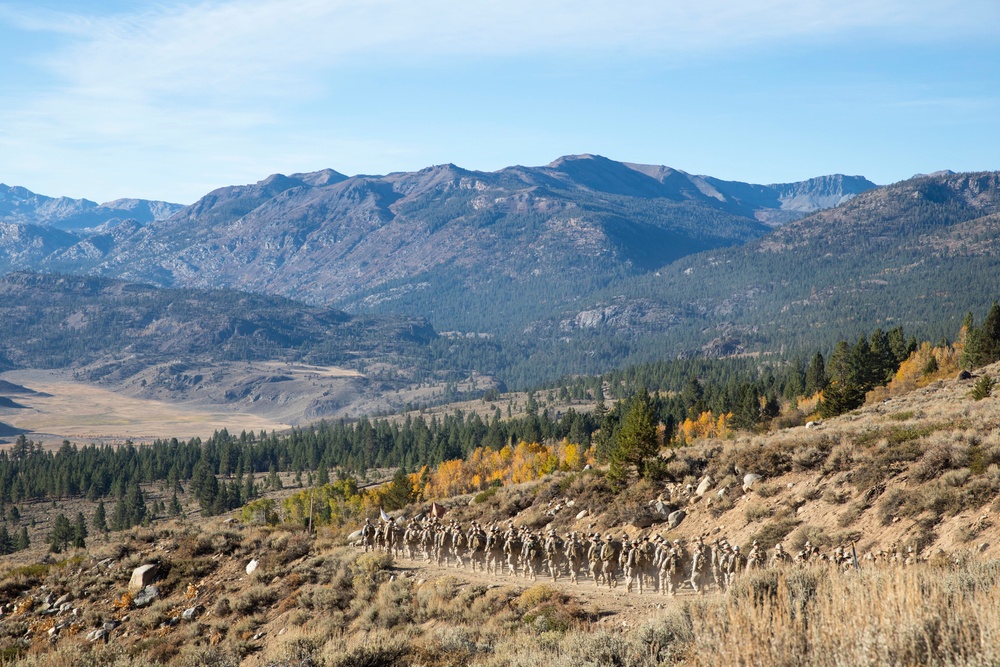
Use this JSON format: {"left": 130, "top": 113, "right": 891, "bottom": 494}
{"left": 551, "top": 170, "right": 1000, "bottom": 363}
{"left": 0, "top": 183, "right": 183, "bottom": 232}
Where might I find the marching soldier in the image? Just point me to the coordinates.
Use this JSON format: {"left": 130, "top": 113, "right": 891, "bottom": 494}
{"left": 564, "top": 532, "right": 585, "bottom": 584}
{"left": 544, "top": 529, "right": 564, "bottom": 582}
{"left": 600, "top": 534, "right": 619, "bottom": 589}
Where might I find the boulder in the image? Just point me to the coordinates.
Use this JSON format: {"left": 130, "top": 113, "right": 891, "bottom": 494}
{"left": 742, "top": 474, "right": 762, "bottom": 492}
{"left": 246, "top": 559, "right": 259, "bottom": 575}
{"left": 695, "top": 476, "right": 713, "bottom": 497}
{"left": 181, "top": 606, "right": 201, "bottom": 621}
{"left": 649, "top": 500, "right": 671, "bottom": 519}
{"left": 346, "top": 529, "right": 363, "bottom": 541}
{"left": 630, "top": 513, "right": 656, "bottom": 529}
{"left": 129, "top": 564, "right": 159, "bottom": 593}
{"left": 132, "top": 586, "right": 159, "bottom": 609}
{"left": 87, "top": 628, "right": 107, "bottom": 643}
{"left": 575, "top": 509, "right": 589, "bottom": 520}
{"left": 667, "top": 510, "right": 686, "bottom": 529}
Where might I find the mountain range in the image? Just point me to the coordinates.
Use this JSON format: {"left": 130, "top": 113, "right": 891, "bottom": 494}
{"left": 5, "top": 157, "right": 1000, "bottom": 389}
{"left": 0, "top": 156, "right": 875, "bottom": 337}
{"left": 0, "top": 183, "right": 182, "bottom": 232}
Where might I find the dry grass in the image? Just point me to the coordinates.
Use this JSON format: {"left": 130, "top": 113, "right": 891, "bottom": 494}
{"left": 687, "top": 563, "right": 1000, "bottom": 667}
{"left": 0, "top": 369, "right": 288, "bottom": 446}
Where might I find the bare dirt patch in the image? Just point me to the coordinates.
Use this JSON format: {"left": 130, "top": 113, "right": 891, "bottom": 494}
{"left": 0, "top": 369, "right": 290, "bottom": 446}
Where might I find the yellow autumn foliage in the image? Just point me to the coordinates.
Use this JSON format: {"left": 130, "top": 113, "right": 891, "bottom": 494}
{"left": 679, "top": 411, "right": 732, "bottom": 440}
{"left": 868, "top": 341, "right": 963, "bottom": 402}
{"left": 421, "top": 439, "right": 595, "bottom": 499}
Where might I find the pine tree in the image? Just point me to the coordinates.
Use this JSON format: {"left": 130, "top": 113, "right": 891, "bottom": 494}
{"left": 682, "top": 375, "right": 705, "bottom": 419}
{"left": 820, "top": 341, "right": 867, "bottom": 417}
{"left": 268, "top": 464, "right": 282, "bottom": 491}
{"left": 49, "top": 513, "right": 73, "bottom": 552}
{"left": 804, "top": 352, "right": 827, "bottom": 395}
{"left": 170, "top": 492, "right": 183, "bottom": 517}
{"left": 15, "top": 526, "right": 29, "bottom": 551}
{"left": 93, "top": 499, "right": 108, "bottom": 533}
{"left": 112, "top": 482, "right": 148, "bottom": 529}
{"left": 0, "top": 525, "right": 12, "bottom": 555}
{"left": 243, "top": 474, "right": 255, "bottom": 503}
{"left": 382, "top": 468, "right": 414, "bottom": 511}
{"left": 981, "top": 302, "right": 1000, "bottom": 364}
{"left": 73, "top": 512, "right": 87, "bottom": 548}
{"left": 607, "top": 389, "right": 659, "bottom": 491}
{"left": 729, "top": 383, "right": 762, "bottom": 431}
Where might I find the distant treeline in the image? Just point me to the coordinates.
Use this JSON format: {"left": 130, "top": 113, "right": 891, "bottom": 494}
{"left": 16, "top": 307, "right": 1000, "bottom": 533}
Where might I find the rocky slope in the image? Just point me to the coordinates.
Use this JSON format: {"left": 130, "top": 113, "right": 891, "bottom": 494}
{"left": 556, "top": 170, "right": 1000, "bottom": 357}
{"left": 2, "top": 357, "right": 1000, "bottom": 666}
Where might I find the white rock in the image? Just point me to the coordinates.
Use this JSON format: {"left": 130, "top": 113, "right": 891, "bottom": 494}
{"left": 742, "top": 474, "right": 762, "bottom": 492}
{"left": 245, "top": 559, "right": 259, "bottom": 575}
{"left": 129, "top": 564, "right": 159, "bottom": 593}
{"left": 695, "top": 476, "right": 714, "bottom": 497}
{"left": 575, "top": 510, "right": 589, "bottom": 520}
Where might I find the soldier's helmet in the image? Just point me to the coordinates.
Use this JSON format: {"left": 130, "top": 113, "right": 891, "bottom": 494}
{"left": 775, "top": 544, "right": 784, "bottom": 551}
{"left": 734, "top": 545, "right": 741, "bottom": 552}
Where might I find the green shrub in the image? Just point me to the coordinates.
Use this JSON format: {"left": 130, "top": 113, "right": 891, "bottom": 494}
{"left": 233, "top": 585, "right": 278, "bottom": 615}
{"left": 745, "top": 503, "right": 775, "bottom": 523}
{"left": 971, "top": 375, "right": 995, "bottom": 401}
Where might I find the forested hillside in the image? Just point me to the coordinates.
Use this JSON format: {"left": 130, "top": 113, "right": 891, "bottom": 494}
{"left": 498, "top": 171, "right": 1000, "bottom": 384}
{"left": 0, "top": 272, "right": 434, "bottom": 377}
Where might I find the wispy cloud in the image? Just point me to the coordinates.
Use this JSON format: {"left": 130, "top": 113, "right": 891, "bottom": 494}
{"left": 0, "top": 0, "right": 996, "bottom": 201}
{"left": 8, "top": 0, "right": 999, "bottom": 101}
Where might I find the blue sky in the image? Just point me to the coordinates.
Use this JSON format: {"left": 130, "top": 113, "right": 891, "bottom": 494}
{"left": 0, "top": 0, "right": 998, "bottom": 204}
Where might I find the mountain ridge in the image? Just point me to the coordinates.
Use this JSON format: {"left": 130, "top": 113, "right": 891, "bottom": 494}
{"left": 0, "top": 183, "right": 183, "bottom": 232}
{"left": 0, "top": 156, "right": 875, "bottom": 319}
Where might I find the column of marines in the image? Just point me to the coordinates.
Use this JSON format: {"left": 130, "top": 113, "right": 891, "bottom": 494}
{"left": 356, "top": 515, "right": 916, "bottom": 595}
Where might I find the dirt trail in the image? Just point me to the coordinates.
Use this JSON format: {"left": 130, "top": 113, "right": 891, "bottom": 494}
{"left": 384, "top": 551, "right": 709, "bottom": 628}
